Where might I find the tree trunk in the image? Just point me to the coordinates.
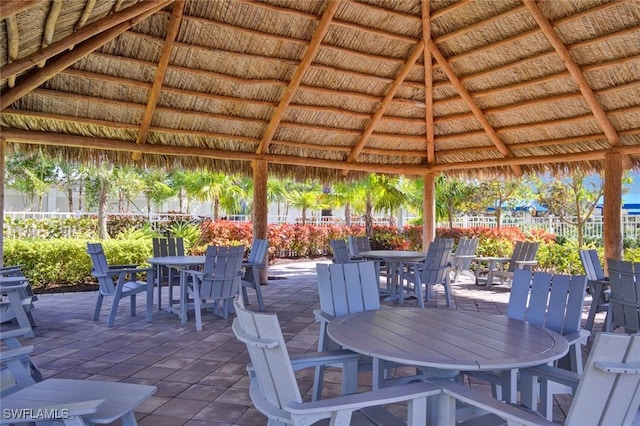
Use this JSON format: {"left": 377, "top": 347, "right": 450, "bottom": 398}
{"left": 98, "top": 179, "right": 109, "bottom": 239}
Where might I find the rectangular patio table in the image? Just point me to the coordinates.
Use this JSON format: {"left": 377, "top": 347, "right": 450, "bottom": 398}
{"left": 327, "top": 308, "right": 569, "bottom": 405}
{"left": 147, "top": 255, "right": 205, "bottom": 317}
{"left": 358, "top": 250, "right": 427, "bottom": 303}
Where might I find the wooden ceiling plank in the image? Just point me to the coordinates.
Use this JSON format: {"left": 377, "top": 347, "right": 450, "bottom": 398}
{"left": 256, "top": 0, "right": 340, "bottom": 155}
{"left": 0, "top": 3, "right": 170, "bottom": 110}
{"left": 5, "top": 128, "right": 640, "bottom": 177}
{"left": 0, "top": 0, "right": 46, "bottom": 20}
{"left": 428, "top": 39, "right": 523, "bottom": 176}
{"left": 38, "top": 0, "right": 62, "bottom": 68}
{"left": 0, "top": 0, "right": 172, "bottom": 79}
{"left": 132, "top": 0, "right": 186, "bottom": 161}
{"left": 6, "top": 15, "right": 18, "bottom": 88}
{"left": 346, "top": 40, "right": 425, "bottom": 164}
{"left": 422, "top": 0, "right": 434, "bottom": 164}
{"left": 524, "top": 0, "right": 621, "bottom": 148}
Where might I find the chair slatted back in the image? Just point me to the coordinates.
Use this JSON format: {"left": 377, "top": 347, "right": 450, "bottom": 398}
{"left": 347, "top": 235, "right": 371, "bottom": 258}
{"left": 317, "top": 261, "right": 380, "bottom": 318}
{"left": 232, "top": 298, "right": 301, "bottom": 418}
{"left": 420, "top": 238, "right": 454, "bottom": 284}
{"left": 199, "top": 246, "right": 244, "bottom": 300}
{"left": 508, "top": 241, "right": 539, "bottom": 272}
{"left": 329, "top": 239, "right": 352, "bottom": 264}
{"left": 152, "top": 237, "right": 184, "bottom": 257}
{"left": 508, "top": 270, "right": 587, "bottom": 335}
{"left": 247, "top": 239, "right": 268, "bottom": 266}
{"left": 566, "top": 332, "right": 640, "bottom": 426}
{"left": 579, "top": 249, "right": 606, "bottom": 281}
{"left": 607, "top": 259, "right": 640, "bottom": 333}
{"left": 86, "top": 243, "right": 116, "bottom": 296}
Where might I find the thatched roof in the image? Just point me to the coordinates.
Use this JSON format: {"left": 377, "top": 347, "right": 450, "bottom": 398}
{"left": 1, "top": 0, "right": 639, "bottom": 180}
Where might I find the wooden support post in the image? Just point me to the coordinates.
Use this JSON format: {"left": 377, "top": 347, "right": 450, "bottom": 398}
{"left": 252, "top": 160, "right": 269, "bottom": 283}
{"left": 603, "top": 151, "right": 623, "bottom": 265}
{"left": 423, "top": 173, "right": 436, "bottom": 250}
{"left": 0, "top": 138, "right": 4, "bottom": 268}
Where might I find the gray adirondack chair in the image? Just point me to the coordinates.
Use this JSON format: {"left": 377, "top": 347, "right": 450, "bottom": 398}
{"left": 231, "top": 298, "right": 441, "bottom": 426}
{"left": 241, "top": 238, "right": 268, "bottom": 311}
{"left": 330, "top": 239, "right": 355, "bottom": 264}
{"left": 181, "top": 245, "right": 244, "bottom": 330}
{"left": 0, "top": 265, "right": 37, "bottom": 330}
{"left": 347, "top": 235, "right": 370, "bottom": 260}
{"left": 401, "top": 238, "right": 454, "bottom": 307}
{"left": 86, "top": 242, "right": 155, "bottom": 327}
{"left": 1, "top": 335, "right": 156, "bottom": 426}
{"left": 478, "top": 241, "right": 539, "bottom": 288}
{"left": 152, "top": 236, "right": 185, "bottom": 309}
{"left": 450, "top": 237, "right": 479, "bottom": 282}
{"left": 468, "top": 269, "right": 588, "bottom": 419}
{"left": 314, "top": 261, "right": 399, "bottom": 401}
{"left": 0, "top": 328, "right": 41, "bottom": 397}
{"left": 606, "top": 258, "right": 640, "bottom": 333}
{"left": 435, "top": 332, "right": 640, "bottom": 426}
{"left": 579, "top": 249, "right": 610, "bottom": 331}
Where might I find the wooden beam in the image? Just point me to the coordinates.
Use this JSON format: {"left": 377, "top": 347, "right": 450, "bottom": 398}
{"left": 4, "top": 129, "right": 640, "bottom": 177}
{"left": 132, "top": 0, "right": 185, "bottom": 161}
{"left": 346, "top": 40, "right": 425, "bottom": 165}
{"left": 603, "top": 151, "right": 623, "bottom": 262}
{"left": 256, "top": 0, "right": 340, "bottom": 155}
{"left": 0, "top": 3, "right": 169, "bottom": 110}
{"left": 428, "top": 39, "right": 523, "bottom": 176}
{"left": 422, "top": 0, "right": 434, "bottom": 164}
{"left": 524, "top": 0, "right": 621, "bottom": 148}
{"left": 0, "top": 0, "right": 172, "bottom": 79}
{"left": 0, "top": 0, "right": 45, "bottom": 20}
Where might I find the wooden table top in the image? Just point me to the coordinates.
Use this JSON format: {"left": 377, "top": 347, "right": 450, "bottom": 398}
{"left": 327, "top": 308, "right": 569, "bottom": 371}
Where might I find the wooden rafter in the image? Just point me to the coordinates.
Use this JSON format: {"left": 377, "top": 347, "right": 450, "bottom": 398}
{"left": 0, "top": 0, "right": 172, "bottom": 80}
{"left": 0, "top": 1, "right": 171, "bottom": 110}
{"left": 38, "top": 0, "right": 62, "bottom": 67}
{"left": 0, "top": 0, "right": 45, "bottom": 20}
{"left": 346, "top": 40, "right": 425, "bottom": 165}
{"left": 428, "top": 39, "right": 523, "bottom": 177}
{"left": 523, "top": 0, "right": 621, "bottom": 148}
{"left": 256, "top": 0, "right": 340, "bottom": 155}
{"left": 422, "top": 0, "right": 434, "bottom": 164}
{"left": 4, "top": 128, "right": 640, "bottom": 177}
{"left": 132, "top": 0, "right": 185, "bottom": 161}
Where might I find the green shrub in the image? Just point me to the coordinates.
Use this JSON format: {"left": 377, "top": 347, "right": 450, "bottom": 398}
{"left": 3, "top": 239, "right": 152, "bottom": 292}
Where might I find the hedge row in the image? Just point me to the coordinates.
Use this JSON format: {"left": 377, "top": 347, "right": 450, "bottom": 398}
{"left": 4, "top": 222, "right": 640, "bottom": 292}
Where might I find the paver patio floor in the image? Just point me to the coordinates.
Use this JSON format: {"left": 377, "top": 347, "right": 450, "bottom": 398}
{"left": 3, "top": 260, "right": 607, "bottom": 425}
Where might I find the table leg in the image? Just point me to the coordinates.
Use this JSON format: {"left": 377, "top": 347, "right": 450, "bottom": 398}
{"left": 383, "top": 262, "right": 399, "bottom": 303}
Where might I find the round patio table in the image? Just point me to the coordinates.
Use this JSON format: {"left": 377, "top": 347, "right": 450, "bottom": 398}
{"left": 328, "top": 307, "right": 569, "bottom": 402}
{"left": 359, "top": 250, "right": 427, "bottom": 302}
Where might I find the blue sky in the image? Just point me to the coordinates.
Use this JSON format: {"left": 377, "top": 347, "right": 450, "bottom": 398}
{"left": 625, "top": 171, "right": 640, "bottom": 205}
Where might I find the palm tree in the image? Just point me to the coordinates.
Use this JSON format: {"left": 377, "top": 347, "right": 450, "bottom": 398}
{"left": 286, "top": 182, "right": 326, "bottom": 225}
{"left": 363, "top": 174, "right": 406, "bottom": 235}
{"left": 322, "top": 181, "right": 365, "bottom": 226}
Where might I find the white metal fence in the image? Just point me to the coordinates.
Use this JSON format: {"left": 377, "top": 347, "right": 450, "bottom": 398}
{"left": 3, "top": 211, "right": 640, "bottom": 241}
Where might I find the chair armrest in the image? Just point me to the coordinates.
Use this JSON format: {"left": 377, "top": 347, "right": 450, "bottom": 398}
{"left": 0, "top": 327, "right": 34, "bottom": 342}
{"left": 0, "top": 346, "right": 35, "bottom": 362}
{"left": 0, "top": 281, "right": 28, "bottom": 292}
{"left": 289, "top": 350, "right": 361, "bottom": 371}
{"left": 243, "top": 261, "right": 266, "bottom": 269}
{"left": 430, "top": 378, "right": 555, "bottom": 426}
{"left": 313, "top": 309, "right": 334, "bottom": 323}
{"left": 109, "top": 263, "right": 140, "bottom": 269}
{"left": 287, "top": 381, "right": 440, "bottom": 420}
{"left": 514, "top": 260, "right": 537, "bottom": 268}
{"left": 104, "top": 267, "right": 153, "bottom": 276}
{"left": 519, "top": 364, "right": 580, "bottom": 391}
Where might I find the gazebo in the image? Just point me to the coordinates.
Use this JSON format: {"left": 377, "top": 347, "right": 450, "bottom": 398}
{"left": 1, "top": 0, "right": 639, "bottom": 262}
